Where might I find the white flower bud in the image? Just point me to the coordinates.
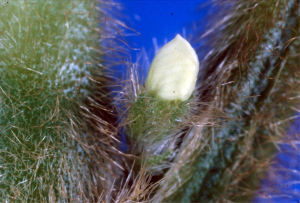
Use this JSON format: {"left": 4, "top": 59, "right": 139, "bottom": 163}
{"left": 145, "top": 34, "right": 199, "bottom": 101}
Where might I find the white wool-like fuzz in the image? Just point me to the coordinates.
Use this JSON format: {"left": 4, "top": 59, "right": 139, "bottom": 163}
{"left": 146, "top": 34, "right": 199, "bottom": 101}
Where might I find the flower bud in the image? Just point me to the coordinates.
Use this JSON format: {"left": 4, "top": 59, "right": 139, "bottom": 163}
{"left": 145, "top": 34, "right": 199, "bottom": 101}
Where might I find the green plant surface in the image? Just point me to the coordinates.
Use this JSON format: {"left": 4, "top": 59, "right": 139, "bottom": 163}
{"left": 128, "top": 93, "right": 191, "bottom": 143}
{"left": 0, "top": 0, "right": 111, "bottom": 201}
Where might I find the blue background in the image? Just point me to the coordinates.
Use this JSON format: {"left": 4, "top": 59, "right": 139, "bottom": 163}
{"left": 116, "top": 0, "right": 209, "bottom": 81}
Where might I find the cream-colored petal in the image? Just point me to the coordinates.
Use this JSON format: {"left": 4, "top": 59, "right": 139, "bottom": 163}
{"left": 146, "top": 34, "right": 199, "bottom": 101}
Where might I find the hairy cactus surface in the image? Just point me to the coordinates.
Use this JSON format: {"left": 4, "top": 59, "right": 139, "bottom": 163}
{"left": 1, "top": 0, "right": 299, "bottom": 202}
{"left": 0, "top": 0, "right": 123, "bottom": 201}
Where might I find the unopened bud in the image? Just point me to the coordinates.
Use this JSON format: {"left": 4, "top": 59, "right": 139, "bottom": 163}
{"left": 146, "top": 34, "right": 199, "bottom": 101}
